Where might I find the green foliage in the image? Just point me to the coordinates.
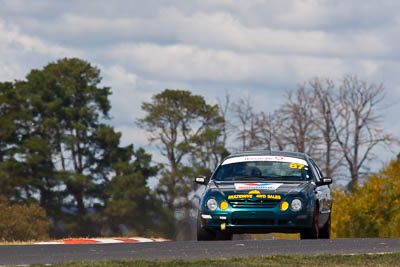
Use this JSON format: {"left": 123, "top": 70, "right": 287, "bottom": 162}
{"left": 332, "top": 157, "right": 400, "bottom": 238}
{"left": 104, "top": 148, "right": 172, "bottom": 237}
{"left": 0, "top": 58, "right": 168, "bottom": 239}
{"left": 137, "top": 89, "right": 226, "bottom": 239}
{"left": 0, "top": 81, "right": 33, "bottom": 201}
{"left": 0, "top": 196, "right": 50, "bottom": 241}
{"left": 17, "top": 58, "right": 117, "bottom": 237}
{"left": 138, "top": 89, "right": 224, "bottom": 163}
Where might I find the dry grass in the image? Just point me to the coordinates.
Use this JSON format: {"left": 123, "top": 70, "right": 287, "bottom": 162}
{"left": 31, "top": 252, "right": 400, "bottom": 267}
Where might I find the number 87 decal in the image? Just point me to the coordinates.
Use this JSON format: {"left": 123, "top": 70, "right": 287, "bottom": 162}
{"left": 289, "top": 163, "right": 305, "bottom": 169}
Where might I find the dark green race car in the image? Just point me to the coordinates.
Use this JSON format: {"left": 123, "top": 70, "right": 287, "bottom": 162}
{"left": 195, "top": 150, "right": 333, "bottom": 240}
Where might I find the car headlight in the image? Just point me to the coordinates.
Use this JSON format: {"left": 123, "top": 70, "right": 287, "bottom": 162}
{"left": 206, "top": 198, "right": 218, "bottom": 211}
{"left": 291, "top": 199, "right": 302, "bottom": 211}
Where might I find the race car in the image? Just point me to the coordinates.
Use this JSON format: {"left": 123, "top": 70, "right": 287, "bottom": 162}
{"left": 195, "top": 150, "right": 333, "bottom": 240}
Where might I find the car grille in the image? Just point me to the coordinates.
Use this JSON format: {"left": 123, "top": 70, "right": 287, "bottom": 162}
{"left": 228, "top": 199, "right": 279, "bottom": 209}
{"left": 232, "top": 218, "right": 274, "bottom": 225}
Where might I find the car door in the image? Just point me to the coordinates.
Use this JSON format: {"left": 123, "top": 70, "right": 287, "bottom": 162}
{"left": 308, "top": 158, "right": 332, "bottom": 225}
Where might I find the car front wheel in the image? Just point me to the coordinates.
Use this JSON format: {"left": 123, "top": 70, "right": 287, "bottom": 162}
{"left": 197, "top": 215, "right": 216, "bottom": 241}
{"left": 300, "top": 204, "right": 319, "bottom": 239}
{"left": 319, "top": 213, "right": 331, "bottom": 239}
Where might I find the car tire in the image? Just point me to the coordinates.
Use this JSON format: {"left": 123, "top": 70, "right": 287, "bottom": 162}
{"left": 300, "top": 204, "right": 319, "bottom": 239}
{"left": 197, "top": 216, "right": 216, "bottom": 241}
{"left": 319, "top": 213, "right": 331, "bottom": 239}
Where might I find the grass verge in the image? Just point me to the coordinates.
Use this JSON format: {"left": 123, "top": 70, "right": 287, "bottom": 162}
{"left": 31, "top": 252, "right": 400, "bottom": 267}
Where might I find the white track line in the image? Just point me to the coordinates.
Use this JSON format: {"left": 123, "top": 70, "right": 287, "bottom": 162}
{"left": 35, "top": 237, "right": 171, "bottom": 245}
{"left": 90, "top": 238, "right": 124, "bottom": 243}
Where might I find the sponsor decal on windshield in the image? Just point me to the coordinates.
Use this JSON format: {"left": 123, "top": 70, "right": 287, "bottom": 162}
{"left": 234, "top": 183, "right": 283, "bottom": 191}
{"left": 222, "top": 156, "right": 308, "bottom": 166}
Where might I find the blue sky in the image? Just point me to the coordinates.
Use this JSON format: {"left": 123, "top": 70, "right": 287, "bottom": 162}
{"left": 1, "top": 0, "right": 399, "bottom": 170}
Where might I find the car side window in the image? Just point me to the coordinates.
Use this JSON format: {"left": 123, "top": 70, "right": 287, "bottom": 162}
{"left": 311, "top": 159, "right": 324, "bottom": 176}
{"left": 308, "top": 159, "right": 321, "bottom": 182}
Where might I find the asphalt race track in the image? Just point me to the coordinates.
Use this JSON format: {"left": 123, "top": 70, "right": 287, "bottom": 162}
{"left": 1, "top": 238, "right": 400, "bottom": 265}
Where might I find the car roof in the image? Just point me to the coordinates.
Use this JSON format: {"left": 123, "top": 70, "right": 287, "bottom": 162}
{"left": 223, "top": 150, "right": 309, "bottom": 161}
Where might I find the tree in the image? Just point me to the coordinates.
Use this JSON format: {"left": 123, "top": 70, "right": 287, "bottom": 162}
{"left": 330, "top": 74, "right": 394, "bottom": 192}
{"left": 277, "top": 86, "right": 320, "bottom": 154}
{"left": 19, "top": 58, "right": 119, "bottom": 236}
{"left": 189, "top": 127, "right": 229, "bottom": 176}
{"left": 217, "top": 92, "right": 232, "bottom": 151}
{"left": 278, "top": 75, "right": 394, "bottom": 187}
{"left": 228, "top": 74, "right": 394, "bottom": 189}
{"left": 0, "top": 58, "right": 167, "bottom": 238}
{"left": 104, "top": 147, "right": 171, "bottom": 237}
{"left": 0, "top": 58, "right": 152, "bottom": 237}
{"left": 231, "top": 95, "right": 258, "bottom": 150}
{"left": 254, "top": 111, "right": 287, "bottom": 151}
{"left": 137, "top": 89, "right": 224, "bottom": 239}
{"left": 309, "top": 77, "right": 342, "bottom": 178}
{"left": 232, "top": 87, "right": 319, "bottom": 155}
{"left": 0, "top": 81, "right": 29, "bottom": 201}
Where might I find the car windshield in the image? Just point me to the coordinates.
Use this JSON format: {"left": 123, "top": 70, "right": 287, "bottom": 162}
{"left": 213, "top": 157, "right": 311, "bottom": 182}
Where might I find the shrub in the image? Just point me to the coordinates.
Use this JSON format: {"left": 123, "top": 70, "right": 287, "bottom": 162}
{"left": 332, "top": 158, "right": 400, "bottom": 238}
{"left": 0, "top": 196, "right": 50, "bottom": 241}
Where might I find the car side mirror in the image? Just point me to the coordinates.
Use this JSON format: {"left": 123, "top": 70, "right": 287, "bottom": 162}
{"left": 317, "top": 176, "right": 333, "bottom": 186}
{"left": 195, "top": 175, "right": 208, "bottom": 185}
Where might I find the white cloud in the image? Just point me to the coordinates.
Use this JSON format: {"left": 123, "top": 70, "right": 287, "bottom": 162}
{"left": 0, "top": 60, "right": 25, "bottom": 81}
{"left": 171, "top": 9, "right": 388, "bottom": 58}
{"left": 108, "top": 42, "right": 377, "bottom": 85}
{"left": 360, "top": 60, "right": 379, "bottom": 76}
{"left": 0, "top": 20, "right": 80, "bottom": 57}
{"left": 108, "top": 43, "right": 276, "bottom": 82}
{"left": 102, "top": 65, "right": 140, "bottom": 123}
{"left": 61, "top": 14, "right": 138, "bottom": 35}
{"left": 0, "top": 19, "right": 82, "bottom": 80}
{"left": 36, "top": 9, "right": 389, "bottom": 59}
{"left": 106, "top": 65, "right": 138, "bottom": 89}
{"left": 103, "top": 65, "right": 191, "bottom": 125}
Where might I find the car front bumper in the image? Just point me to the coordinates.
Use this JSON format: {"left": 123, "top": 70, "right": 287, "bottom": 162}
{"left": 200, "top": 209, "right": 313, "bottom": 234}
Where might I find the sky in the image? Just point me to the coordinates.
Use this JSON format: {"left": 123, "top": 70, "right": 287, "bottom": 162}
{"left": 1, "top": 0, "right": 399, "bottom": 171}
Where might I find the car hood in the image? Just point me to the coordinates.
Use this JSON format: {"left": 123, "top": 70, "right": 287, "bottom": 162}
{"left": 212, "top": 180, "right": 311, "bottom": 197}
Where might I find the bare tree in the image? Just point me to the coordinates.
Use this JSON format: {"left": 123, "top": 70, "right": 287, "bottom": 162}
{"left": 330, "top": 74, "right": 394, "bottom": 192}
{"left": 278, "top": 86, "right": 320, "bottom": 154}
{"left": 217, "top": 91, "right": 233, "bottom": 151}
{"left": 254, "top": 111, "right": 287, "bottom": 151}
{"left": 227, "top": 75, "right": 396, "bottom": 193}
{"left": 309, "top": 77, "right": 343, "bottom": 178}
{"left": 231, "top": 95, "right": 258, "bottom": 150}
{"left": 230, "top": 94, "right": 288, "bottom": 152}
